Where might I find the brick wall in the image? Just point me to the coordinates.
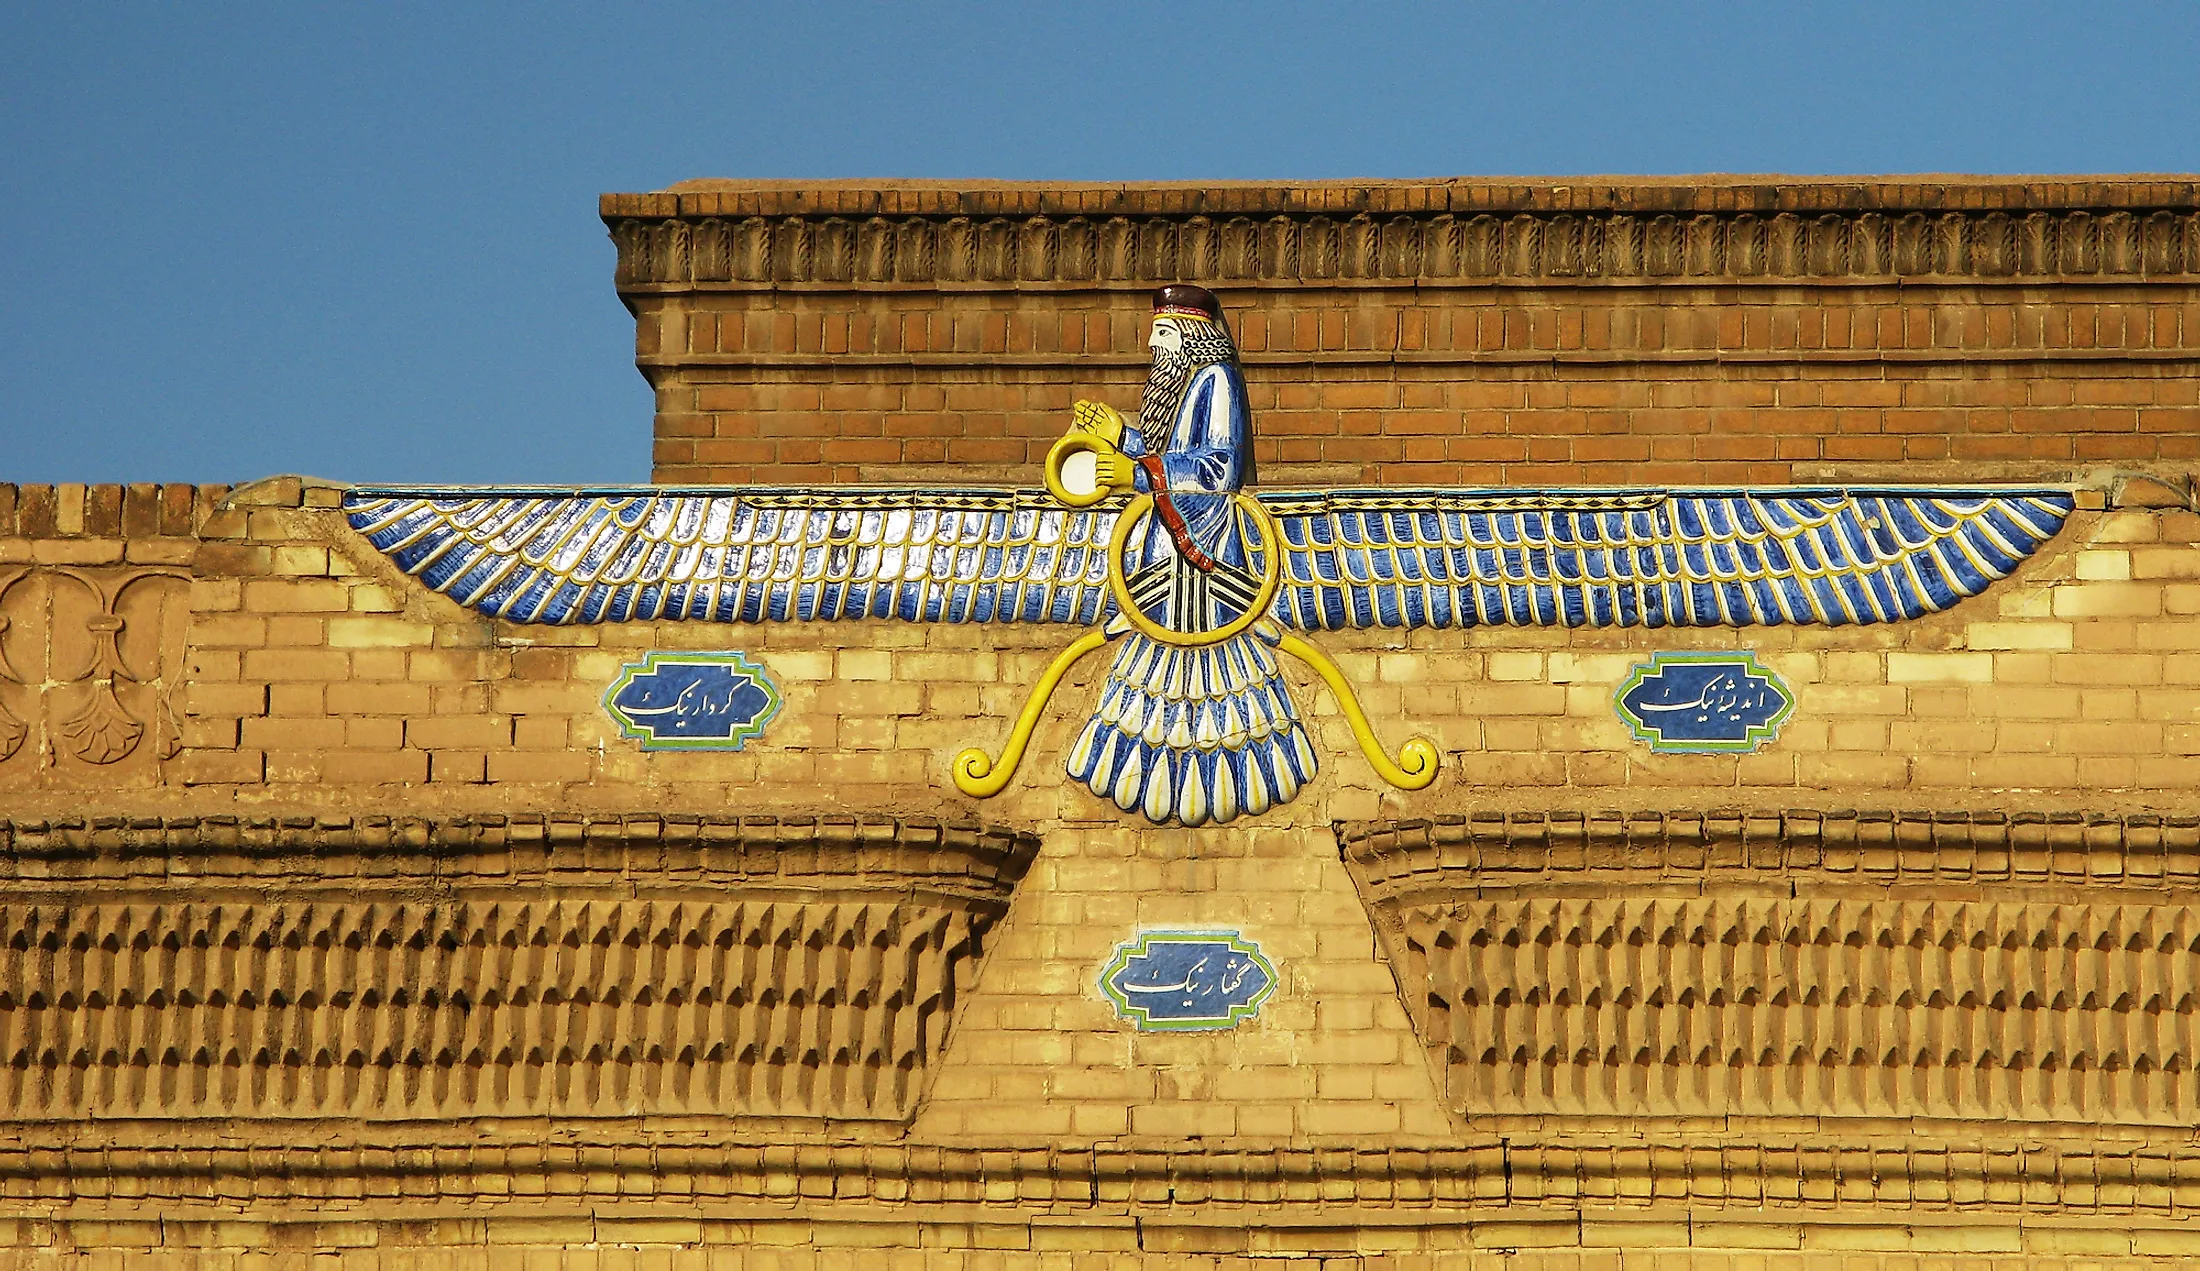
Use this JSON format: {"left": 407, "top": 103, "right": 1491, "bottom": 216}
{"left": 611, "top": 179, "right": 2200, "bottom": 487}
{"left": 1, "top": 471, "right": 2197, "bottom": 1262}
{"left": 2, "top": 175, "right": 2198, "bottom": 1265}
{"left": 2, "top": 476, "right": 2187, "bottom": 818}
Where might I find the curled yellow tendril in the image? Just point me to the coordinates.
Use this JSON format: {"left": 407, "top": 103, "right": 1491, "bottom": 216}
{"left": 1274, "top": 632, "right": 1440, "bottom": 791}
{"left": 951, "top": 629, "right": 1112, "bottom": 798}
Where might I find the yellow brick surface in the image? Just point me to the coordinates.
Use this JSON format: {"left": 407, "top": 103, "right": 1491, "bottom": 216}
{"left": 1, "top": 304, "right": 2198, "bottom": 1259}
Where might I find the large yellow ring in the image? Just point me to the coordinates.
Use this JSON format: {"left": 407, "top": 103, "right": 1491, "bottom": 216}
{"left": 1106, "top": 492, "right": 1283, "bottom": 648}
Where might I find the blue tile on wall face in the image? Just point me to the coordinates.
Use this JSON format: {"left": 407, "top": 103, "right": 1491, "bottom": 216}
{"left": 1614, "top": 652, "right": 1794, "bottom": 755}
{"left": 603, "top": 651, "right": 782, "bottom": 752}
{"left": 1099, "top": 931, "right": 1277, "bottom": 1032}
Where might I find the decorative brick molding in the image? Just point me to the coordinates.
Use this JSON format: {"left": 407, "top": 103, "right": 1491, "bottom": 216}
{"left": 0, "top": 483, "right": 214, "bottom": 540}
{"left": 3, "top": 1133, "right": 2200, "bottom": 1216}
{"left": 606, "top": 179, "right": 2200, "bottom": 290}
{"left": 0, "top": 812, "right": 1035, "bottom": 878}
{"left": 1341, "top": 812, "right": 2200, "bottom": 1127}
{"left": 616, "top": 182, "right": 2200, "bottom": 486}
{"left": 1340, "top": 810, "right": 2200, "bottom": 886}
{"left": 0, "top": 815, "right": 1037, "bottom": 1125}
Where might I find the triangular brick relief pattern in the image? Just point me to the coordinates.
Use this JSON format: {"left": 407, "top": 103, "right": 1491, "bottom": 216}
{"left": 910, "top": 824, "right": 1454, "bottom": 1145}
{"left": 1345, "top": 811, "right": 2200, "bottom": 1128}
{"left": 0, "top": 814, "right": 1036, "bottom": 1124}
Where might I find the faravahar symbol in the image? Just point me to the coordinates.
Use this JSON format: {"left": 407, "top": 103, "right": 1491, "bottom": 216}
{"left": 348, "top": 286, "right": 2073, "bottom": 827}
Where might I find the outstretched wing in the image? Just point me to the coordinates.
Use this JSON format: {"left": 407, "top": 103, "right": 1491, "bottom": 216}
{"left": 344, "top": 487, "right": 1118, "bottom": 625}
{"left": 1258, "top": 487, "right": 2075, "bottom": 630}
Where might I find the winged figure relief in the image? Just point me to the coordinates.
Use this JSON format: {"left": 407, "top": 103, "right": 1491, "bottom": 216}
{"left": 347, "top": 286, "right": 2074, "bottom": 827}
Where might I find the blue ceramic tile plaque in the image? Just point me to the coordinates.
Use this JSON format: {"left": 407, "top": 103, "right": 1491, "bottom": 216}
{"left": 1614, "top": 652, "right": 1794, "bottom": 754}
{"left": 603, "top": 651, "right": 782, "bottom": 751}
{"left": 1099, "top": 931, "right": 1276, "bottom": 1032}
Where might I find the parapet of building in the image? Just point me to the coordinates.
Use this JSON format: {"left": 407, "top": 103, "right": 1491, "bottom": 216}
{"left": 0, "top": 178, "right": 2197, "bottom": 1267}
{"left": 612, "top": 176, "right": 2199, "bottom": 487}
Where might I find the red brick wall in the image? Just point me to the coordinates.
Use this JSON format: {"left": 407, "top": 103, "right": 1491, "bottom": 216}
{"left": 607, "top": 179, "right": 2200, "bottom": 487}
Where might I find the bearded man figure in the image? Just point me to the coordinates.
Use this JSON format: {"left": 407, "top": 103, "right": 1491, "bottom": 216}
{"left": 1062, "top": 285, "right": 1318, "bottom": 827}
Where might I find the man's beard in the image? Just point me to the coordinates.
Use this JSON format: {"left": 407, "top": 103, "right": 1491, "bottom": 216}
{"left": 1138, "top": 349, "right": 1194, "bottom": 455}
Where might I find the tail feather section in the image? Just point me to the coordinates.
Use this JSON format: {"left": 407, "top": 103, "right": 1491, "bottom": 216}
{"left": 1066, "top": 630, "right": 1315, "bottom": 827}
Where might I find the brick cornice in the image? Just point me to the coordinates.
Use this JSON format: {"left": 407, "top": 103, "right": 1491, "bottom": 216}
{"left": 610, "top": 177, "right": 2200, "bottom": 219}
{"left": 1339, "top": 808, "right": 2200, "bottom": 892}
{"left": 3, "top": 1133, "right": 2199, "bottom": 1216}
{"left": 0, "top": 812, "right": 1037, "bottom": 889}
{"left": 605, "top": 178, "right": 2200, "bottom": 289}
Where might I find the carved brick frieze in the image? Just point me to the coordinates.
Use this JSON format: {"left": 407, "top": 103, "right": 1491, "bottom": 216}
{"left": 606, "top": 182, "right": 2200, "bottom": 289}
{"left": 0, "top": 813, "right": 1034, "bottom": 882}
{"left": 1, "top": 1134, "right": 2200, "bottom": 1214}
{"left": 0, "top": 566, "right": 189, "bottom": 786}
{"left": 1342, "top": 812, "right": 2200, "bottom": 1129}
{"left": 0, "top": 815, "right": 1036, "bottom": 1125}
{"left": 1342, "top": 811, "right": 2200, "bottom": 889}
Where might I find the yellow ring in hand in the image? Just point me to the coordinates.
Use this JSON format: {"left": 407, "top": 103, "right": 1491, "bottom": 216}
{"left": 1045, "top": 432, "right": 1118, "bottom": 508}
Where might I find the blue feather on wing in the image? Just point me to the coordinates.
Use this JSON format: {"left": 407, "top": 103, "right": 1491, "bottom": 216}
{"left": 1259, "top": 487, "right": 2074, "bottom": 631}
{"left": 343, "top": 488, "right": 1120, "bottom": 627}
{"left": 1064, "top": 630, "right": 1317, "bottom": 827}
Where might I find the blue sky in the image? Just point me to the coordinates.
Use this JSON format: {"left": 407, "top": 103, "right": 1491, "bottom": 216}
{"left": 5, "top": 2, "right": 2198, "bottom": 484}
